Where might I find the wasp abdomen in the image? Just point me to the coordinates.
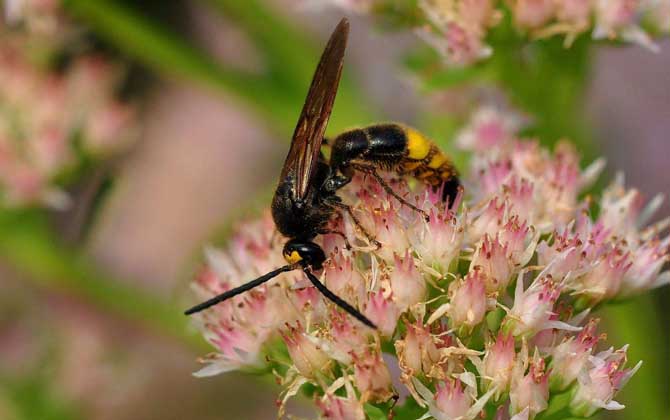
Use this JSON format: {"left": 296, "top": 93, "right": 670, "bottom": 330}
{"left": 331, "top": 123, "right": 459, "bottom": 202}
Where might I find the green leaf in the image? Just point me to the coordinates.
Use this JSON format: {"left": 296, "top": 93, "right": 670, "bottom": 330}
{"left": 393, "top": 396, "right": 427, "bottom": 420}
{"left": 363, "top": 403, "right": 388, "bottom": 420}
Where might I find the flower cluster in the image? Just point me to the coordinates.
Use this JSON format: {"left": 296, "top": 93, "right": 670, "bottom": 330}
{"left": 0, "top": 3, "right": 136, "bottom": 207}
{"left": 188, "top": 108, "right": 665, "bottom": 419}
{"left": 310, "top": 0, "right": 670, "bottom": 66}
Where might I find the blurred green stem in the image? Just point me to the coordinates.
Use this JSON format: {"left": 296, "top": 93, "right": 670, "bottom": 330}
{"left": 0, "top": 210, "right": 207, "bottom": 353}
{"left": 63, "top": 0, "right": 378, "bottom": 136}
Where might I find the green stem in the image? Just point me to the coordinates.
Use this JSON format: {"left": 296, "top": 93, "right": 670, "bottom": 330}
{"left": 63, "top": 0, "right": 379, "bottom": 137}
{"left": 600, "top": 297, "right": 666, "bottom": 420}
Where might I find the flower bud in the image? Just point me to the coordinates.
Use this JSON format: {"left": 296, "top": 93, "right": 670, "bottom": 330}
{"left": 549, "top": 318, "right": 602, "bottom": 391}
{"left": 433, "top": 379, "right": 474, "bottom": 419}
{"left": 389, "top": 251, "right": 426, "bottom": 311}
{"left": 363, "top": 290, "right": 400, "bottom": 337}
{"left": 352, "top": 350, "right": 394, "bottom": 403}
{"left": 569, "top": 346, "right": 642, "bottom": 417}
{"left": 481, "top": 333, "right": 516, "bottom": 398}
{"left": 281, "top": 322, "right": 331, "bottom": 379}
{"left": 448, "top": 270, "right": 487, "bottom": 331}
{"left": 509, "top": 353, "right": 549, "bottom": 419}
{"left": 470, "top": 235, "right": 513, "bottom": 293}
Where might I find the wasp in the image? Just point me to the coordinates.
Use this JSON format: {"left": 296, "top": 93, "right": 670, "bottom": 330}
{"left": 184, "top": 18, "right": 460, "bottom": 328}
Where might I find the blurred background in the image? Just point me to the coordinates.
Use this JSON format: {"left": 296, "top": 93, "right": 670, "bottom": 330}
{"left": 0, "top": 1, "right": 668, "bottom": 419}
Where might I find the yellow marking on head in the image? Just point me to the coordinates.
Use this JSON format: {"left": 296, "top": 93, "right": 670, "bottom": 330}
{"left": 405, "top": 128, "right": 431, "bottom": 160}
{"left": 428, "top": 152, "right": 448, "bottom": 169}
{"left": 284, "top": 250, "right": 303, "bottom": 265}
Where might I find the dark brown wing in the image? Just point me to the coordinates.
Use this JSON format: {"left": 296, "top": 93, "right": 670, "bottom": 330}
{"left": 279, "top": 18, "right": 349, "bottom": 200}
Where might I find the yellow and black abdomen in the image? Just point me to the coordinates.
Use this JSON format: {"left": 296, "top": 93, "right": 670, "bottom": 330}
{"left": 330, "top": 123, "right": 460, "bottom": 203}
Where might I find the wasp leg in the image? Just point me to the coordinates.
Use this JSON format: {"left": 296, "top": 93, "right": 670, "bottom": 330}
{"left": 268, "top": 228, "right": 279, "bottom": 248}
{"left": 325, "top": 198, "right": 381, "bottom": 249}
{"left": 318, "top": 228, "right": 352, "bottom": 250}
{"left": 352, "top": 163, "right": 430, "bottom": 221}
{"left": 303, "top": 267, "right": 376, "bottom": 329}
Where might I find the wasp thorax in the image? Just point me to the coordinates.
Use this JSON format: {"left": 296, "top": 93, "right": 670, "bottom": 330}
{"left": 282, "top": 240, "right": 326, "bottom": 270}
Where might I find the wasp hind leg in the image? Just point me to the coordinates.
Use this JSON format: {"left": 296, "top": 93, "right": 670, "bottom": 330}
{"left": 325, "top": 197, "right": 380, "bottom": 249}
{"left": 352, "top": 163, "right": 430, "bottom": 221}
{"left": 318, "top": 228, "right": 352, "bottom": 250}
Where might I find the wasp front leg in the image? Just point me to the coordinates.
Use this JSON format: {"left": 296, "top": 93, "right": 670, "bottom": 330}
{"left": 324, "top": 196, "right": 381, "bottom": 249}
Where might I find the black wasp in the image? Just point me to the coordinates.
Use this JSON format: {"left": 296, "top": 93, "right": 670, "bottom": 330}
{"left": 184, "top": 18, "right": 460, "bottom": 328}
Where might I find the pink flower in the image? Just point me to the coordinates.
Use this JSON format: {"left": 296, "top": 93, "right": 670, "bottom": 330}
{"left": 509, "top": 350, "right": 550, "bottom": 419}
{"left": 569, "top": 345, "right": 642, "bottom": 417}
{"left": 352, "top": 349, "right": 394, "bottom": 402}
{"left": 187, "top": 107, "right": 654, "bottom": 419}
{"left": 456, "top": 106, "right": 523, "bottom": 152}
{"left": 448, "top": 269, "right": 488, "bottom": 330}
{"left": 363, "top": 290, "right": 400, "bottom": 338}
{"left": 477, "top": 333, "right": 517, "bottom": 399}
{"left": 620, "top": 237, "right": 670, "bottom": 297}
{"left": 511, "top": 0, "right": 555, "bottom": 29}
{"left": 328, "top": 309, "right": 370, "bottom": 364}
{"left": 470, "top": 235, "right": 513, "bottom": 294}
{"left": 281, "top": 322, "right": 331, "bottom": 379}
{"left": 316, "top": 380, "right": 366, "bottom": 420}
{"left": 409, "top": 207, "right": 464, "bottom": 273}
{"left": 389, "top": 251, "right": 426, "bottom": 311}
{"left": 324, "top": 250, "right": 365, "bottom": 304}
{"left": 503, "top": 272, "right": 574, "bottom": 338}
{"left": 434, "top": 379, "right": 475, "bottom": 419}
{"left": 549, "top": 318, "right": 603, "bottom": 391}
{"left": 395, "top": 320, "right": 444, "bottom": 379}
{"left": 572, "top": 249, "right": 632, "bottom": 304}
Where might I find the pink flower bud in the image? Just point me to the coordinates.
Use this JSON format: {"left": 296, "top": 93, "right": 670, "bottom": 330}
{"left": 410, "top": 208, "right": 463, "bottom": 272}
{"left": 569, "top": 346, "right": 642, "bottom": 417}
{"left": 363, "top": 290, "right": 400, "bottom": 337}
{"left": 395, "top": 321, "right": 442, "bottom": 378}
{"left": 550, "top": 318, "right": 603, "bottom": 391}
{"left": 316, "top": 392, "right": 365, "bottom": 420}
{"left": 433, "top": 379, "right": 475, "bottom": 419}
{"left": 504, "top": 274, "right": 562, "bottom": 338}
{"left": 510, "top": 354, "right": 550, "bottom": 419}
{"left": 470, "top": 235, "right": 513, "bottom": 293}
{"left": 576, "top": 249, "right": 631, "bottom": 303}
{"left": 281, "top": 322, "right": 331, "bottom": 379}
{"left": 470, "top": 196, "right": 504, "bottom": 239}
{"left": 448, "top": 269, "right": 488, "bottom": 330}
{"left": 352, "top": 350, "right": 394, "bottom": 403}
{"left": 389, "top": 251, "right": 426, "bottom": 311}
{"left": 481, "top": 333, "right": 516, "bottom": 398}
{"left": 328, "top": 309, "right": 369, "bottom": 364}
{"left": 512, "top": 0, "right": 555, "bottom": 29}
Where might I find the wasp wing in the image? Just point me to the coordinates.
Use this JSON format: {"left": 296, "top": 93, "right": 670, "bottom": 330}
{"left": 279, "top": 18, "right": 349, "bottom": 200}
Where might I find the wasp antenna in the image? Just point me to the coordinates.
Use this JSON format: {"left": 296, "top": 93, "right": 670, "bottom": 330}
{"left": 303, "top": 268, "right": 377, "bottom": 329}
{"left": 184, "top": 264, "right": 296, "bottom": 315}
